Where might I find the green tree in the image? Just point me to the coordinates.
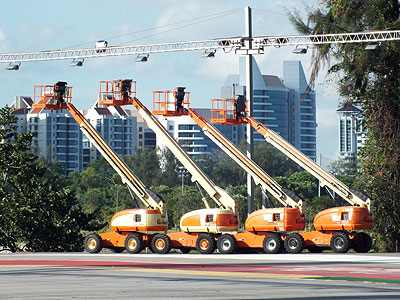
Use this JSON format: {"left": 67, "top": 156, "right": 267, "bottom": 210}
{"left": 329, "top": 157, "right": 359, "bottom": 177}
{"left": 0, "top": 107, "right": 101, "bottom": 252}
{"left": 156, "top": 148, "right": 181, "bottom": 187}
{"left": 275, "top": 171, "right": 319, "bottom": 203}
{"left": 289, "top": 0, "right": 400, "bottom": 250}
{"left": 152, "top": 185, "right": 204, "bottom": 228}
{"left": 211, "top": 159, "right": 246, "bottom": 187}
{"left": 123, "top": 148, "right": 162, "bottom": 187}
{"left": 68, "top": 159, "right": 133, "bottom": 228}
{"left": 225, "top": 184, "right": 248, "bottom": 229}
{"left": 253, "top": 142, "right": 299, "bottom": 177}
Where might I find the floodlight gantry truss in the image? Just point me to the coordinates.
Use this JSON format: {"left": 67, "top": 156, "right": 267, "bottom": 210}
{"left": 1, "top": 30, "right": 400, "bottom": 63}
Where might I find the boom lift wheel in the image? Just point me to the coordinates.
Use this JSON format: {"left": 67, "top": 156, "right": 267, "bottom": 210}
{"left": 352, "top": 232, "right": 373, "bottom": 253}
{"left": 125, "top": 233, "right": 144, "bottom": 254}
{"left": 217, "top": 234, "right": 237, "bottom": 254}
{"left": 196, "top": 233, "right": 216, "bottom": 254}
{"left": 284, "top": 233, "right": 304, "bottom": 254}
{"left": 330, "top": 232, "right": 351, "bottom": 253}
{"left": 84, "top": 233, "right": 103, "bottom": 253}
{"left": 151, "top": 233, "right": 172, "bottom": 254}
{"left": 263, "top": 233, "right": 283, "bottom": 254}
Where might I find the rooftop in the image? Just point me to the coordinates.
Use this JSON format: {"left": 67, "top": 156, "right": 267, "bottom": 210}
{"left": 337, "top": 103, "right": 362, "bottom": 112}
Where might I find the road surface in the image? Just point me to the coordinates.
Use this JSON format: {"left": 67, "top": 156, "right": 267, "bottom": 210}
{"left": 0, "top": 252, "right": 400, "bottom": 299}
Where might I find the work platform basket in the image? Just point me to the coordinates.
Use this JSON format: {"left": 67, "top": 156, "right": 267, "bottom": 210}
{"left": 152, "top": 87, "right": 190, "bottom": 116}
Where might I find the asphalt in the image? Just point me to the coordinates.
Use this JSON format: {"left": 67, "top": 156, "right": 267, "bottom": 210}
{"left": 0, "top": 252, "right": 400, "bottom": 299}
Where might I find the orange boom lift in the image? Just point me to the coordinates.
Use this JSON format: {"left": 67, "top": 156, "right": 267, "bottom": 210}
{"left": 32, "top": 82, "right": 168, "bottom": 254}
{"left": 153, "top": 87, "right": 305, "bottom": 254}
{"left": 210, "top": 95, "right": 373, "bottom": 253}
{"left": 97, "top": 79, "right": 239, "bottom": 254}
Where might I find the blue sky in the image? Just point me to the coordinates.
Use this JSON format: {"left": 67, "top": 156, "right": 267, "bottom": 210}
{"left": 0, "top": 0, "right": 340, "bottom": 160}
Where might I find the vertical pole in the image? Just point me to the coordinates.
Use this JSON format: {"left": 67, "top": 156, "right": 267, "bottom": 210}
{"left": 245, "top": 6, "right": 255, "bottom": 215}
{"left": 181, "top": 170, "right": 185, "bottom": 195}
{"left": 318, "top": 153, "right": 321, "bottom": 197}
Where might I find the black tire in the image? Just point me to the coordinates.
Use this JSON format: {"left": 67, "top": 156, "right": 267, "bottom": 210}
{"left": 353, "top": 232, "right": 373, "bottom": 253}
{"left": 330, "top": 232, "right": 351, "bottom": 253}
{"left": 179, "top": 247, "right": 191, "bottom": 254}
{"left": 84, "top": 233, "right": 103, "bottom": 253}
{"left": 196, "top": 233, "right": 216, "bottom": 254}
{"left": 263, "top": 233, "right": 283, "bottom": 254}
{"left": 307, "top": 246, "right": 324, "bottom": 253}
{"left": 125, "top": 233, "right": 144, "bottom": 254}
{"left": 284, "top": 233, "right": 304, "bottom": 254}
{"left": 151, "top": 233, "right": 172, "bottom": 254}
{"left": 217, "top": 234, "right": 237, "bottom": 254}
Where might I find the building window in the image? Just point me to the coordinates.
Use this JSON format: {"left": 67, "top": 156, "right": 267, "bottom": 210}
{"left": 346, "top": 119, "right": 352, "bottom": 151}
{"left": 340, "top": 119, "right": 345, "bottom": 152}
{"left": 178, "top": 124, "right": 194, "bottom": 130}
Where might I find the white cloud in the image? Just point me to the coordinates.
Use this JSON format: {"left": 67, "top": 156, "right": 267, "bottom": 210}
{"left": 194, "top": 52, "right": 238, "bottom": 82}
{"left": 0, "top": 27, "right": 8, "bottom": 52}
{"left": 39, "top": 26, "right": 56, "bottom": 41}
{"left": 317, "top": 107, "right": 337, "bottom": 130}
{"left": 153, "top": 1, "right": 242, "bottom": 42}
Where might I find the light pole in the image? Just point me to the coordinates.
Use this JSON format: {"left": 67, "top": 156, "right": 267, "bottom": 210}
{"left": 178, "top": 167, "right": 187, "bottom": 195}
{"left": 245, "top": 6, "right": 255, "bottom": 215}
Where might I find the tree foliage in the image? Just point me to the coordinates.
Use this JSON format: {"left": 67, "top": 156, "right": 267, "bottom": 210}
{"left": 253, "top": 142, "right": 299, "bottom": 177}
{"left": 67, "top": 140, "right": 302, "bottom": 232}
{"left": 275, "top": 171, "right": 319, "bottom": 202}
{"left": 152, "top": 185, "right": 204, "bottom": 228}
{"left": 289, "top": 0, "right": 400, "bottom": 250}
{"left": 0, "top": 107, "right": 101, "bottom": 252}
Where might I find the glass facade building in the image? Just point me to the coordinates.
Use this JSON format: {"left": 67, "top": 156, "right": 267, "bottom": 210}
{"left": 337, "top": 103, "right": 367, "bottom": 158}
{"left": 221, "top": 59, "right": 317, "bottom": 161}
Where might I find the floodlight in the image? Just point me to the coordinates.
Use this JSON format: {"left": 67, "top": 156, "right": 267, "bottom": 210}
{"left": 365, "top": 44, "right": 381, "bottom": 51}
{"left": 134, "top": 54, "right": 149, "bottom": 62}
{"left": 292, "top": 46, "right": 308, "bottom": 54}
{"left": 201, "top": 49, "right": 216, "bottom": 58}
{"left": 5, "top": 62, "right": 20, "bottom": 70}
{"left": 69, "top": 59, "right": 84, "bottom": 67}
{"left": 95, "top": 40, "right": 108, "bottom": 53}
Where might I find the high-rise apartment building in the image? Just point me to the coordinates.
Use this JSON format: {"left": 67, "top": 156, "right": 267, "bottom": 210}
{"left": 10, "top": 96, "right": 32, "bottom": 135}
{"left": 283, "top": 61, "right": 317, "bottom": 159}
{"left": 221, "top": 59, "right": 317, "bottom": 160}
{"left": 11, "top": 96, "right": 137, "bottom": 174}
{"left": 337, "top": 103, "right": 367, "bottom": 158}
{"left": 156, "top": 114, "right": 210, "bottom": 159}
{"left": 128, "top": 110, "right": 156, "bottom": 151}
{"left": 11, "top": 96, "right": 83, "bottom": 174}
{"left": 155, "top": 109, "right": 244, "bottom": 159}
{"left": 9, "top": 59, "right": 317, "bottom": 172}
{"left": 82, "top": 105, "right": 137, "bottom": 168}
{"left": 11, "top": 97, "right": 83, "bottom": 174}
